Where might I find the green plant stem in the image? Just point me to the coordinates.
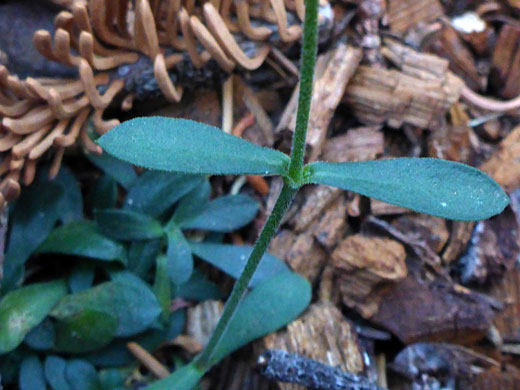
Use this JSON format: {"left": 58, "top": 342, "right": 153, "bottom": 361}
{"left": 287, "top": 0, "right": 319, "bottom": 183}
{"left": 195, "top": 182, "right": 297, "bottom": 368}
{"left": 195, "top": 0, "right": 319, "bottom": 372}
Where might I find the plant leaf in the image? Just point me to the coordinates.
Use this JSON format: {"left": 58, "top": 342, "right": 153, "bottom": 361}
{"left": 305, "top": 158, "right": 510, "bottom": 221}
{"left": 24, "top": 319, "right": 55, "bottom": 351}
{"left": 68, "top": 264, "right": 95, "bottom": 293}
{"left": 20, "top": 355, "right": 46, "bottom": 390}
{"left": 54, "top": 310, "right": 118, "bottom": 353}
{"left": 51, "top": 278, "right": 161, "bottom": 337}
{"left": 147, "top": 361, "right": 205, "bottom": 390}
{"left": 52, "top": 167, "right": 84, "bottom": 223}
{"left": 88, "top": 152, "right": 137, "bottom": 189}
{"left": 180, "top": 194, "right": 259, "bottom": 232}
{"left": 98, "top": 117, "right": 290, "bottom": 176}
{"left": 3, "top": 182, "right": 64, "bottom": 291}
{"left": 127, "top": 239, "right": 162, "bottom": 278}
{"left": 153, "top": 255, "right": 172, "bottom": 322}
{"left": 150, "top": 272, "right": 311, "bottom": 389}
{"left": 89, "top": 174, "right": 117, "bottom": 210}
{"left": 0, "top": 280, "right": 67, "bottom": 354}
{"left": 190, "top": 242, "right": 290, "bottom": 287}
{"left": 65, "top": 360, "right": 100, "bottom": 390}
{"left": 124, "top": 171, "right": 204, "bottom": 217}
{"left": 210, "top": 271, "right": 311, "bottom": 364}
{"left": 95, "top": 209, "right": 164, "bottom": 240}
{"left": 166, "top": 226, "right": 194, "bottom": 285}
{"left": 175, "top": 269, "right": 223, "bottom": 301}
{"left": 45, "top": 355, "right": 72, "bottom": 390}
{"left": 171, "top": 179, "right": 211, "bottom": 226}
{"left": 38, "top": 221, "right": 126, "bottom": 263}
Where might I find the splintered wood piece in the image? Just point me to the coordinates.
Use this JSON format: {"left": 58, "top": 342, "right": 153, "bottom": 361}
{"left": 442, "top": 221, "right": 475, "bottom": 264}
{"left": 292, "top": 185, "right": 341, "bottom": 232}
{"left": 386, "top": 0, "right": 443, "bottom": 33}
{"left": 343, "top": 62, "right": 464, "bottom": 130}
{"left": 269, "top": 229, "right": 328, "bottom": 283}
{"left": 370, "top": 199, "right": 409, "bottom": 216}
{"left": 309, "top": 193, "right": 348, "bottom": 250}
{"left": 428, "top": 103, "right": 473, "bottom": 163}
{"left": 491, "top": 25, "right": 520, "bottom": 99}
{"left": 332, "top": 235, "right": 407, "bottom": 318}
{"left": 186, "top": 300, "right": 224, "bottom": 348}
{"left": 320, "top": 126, "right": 383, "bottom": 163}
{"left": 307, "top": 44, "right": 362, "bottom": 160}
{"left": 371, "top": 262, "right": 499, "bottom": 344}
{"left": 491, "top": 269, "right": 520, "bottom": 343}
{"left": 427, "top": 24, "right": 484, "bottom": 91}
{"left": 392, "top": 214, "right": 449, "bottom": 254}
{"left": 471, "top": 370, "right": 520, "bottom": 390}
{"left": 263, "top": 302, "right": 365, "bottom": 390}
{"left": 481, "top": 125, "right": 520, "bottom": 192}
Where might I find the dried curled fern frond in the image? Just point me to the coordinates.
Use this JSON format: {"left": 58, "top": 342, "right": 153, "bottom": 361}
{"left": 0, "top": 0, "right": 333, "bottom": 205}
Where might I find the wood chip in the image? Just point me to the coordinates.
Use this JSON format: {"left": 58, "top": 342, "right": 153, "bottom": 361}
{"left": 263, "top": 302, "right": 365, "bottom": 390}
{"left": 386, "top": 0, "right": 444, "bottom": 33}
{"left": 372, "top": 262, "right": 499, "bottom": 344}
{"left": 481, "top": 125, "right": 520, "bottom": 192}
{"left": 186, "top": 300, "right": 224, "bottom": 348}
{"left": 332, "top": 234, "right": 407, "bottom": 318}
{"left": 320, "top": 126, "right": 384, "bottom": 163}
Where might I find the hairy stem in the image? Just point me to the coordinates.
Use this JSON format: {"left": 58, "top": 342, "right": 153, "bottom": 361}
{"left": 287, "top": 0, "right": 319, "bottom": 183}
{"left": 196, "top": 183, "right": 297, "bottom": 368}
{"left": 195, "top": 0, "right": 319, "bottom": 373}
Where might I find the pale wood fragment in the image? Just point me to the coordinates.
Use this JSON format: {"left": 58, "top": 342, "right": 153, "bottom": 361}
{"left": 263, "top": 302, "right": 365, "bottom": 390}
{"left": 386, "top": 0, "right": 443, "bottom": 33}
{"left": 332, "top": 234, "right": 407, "bottom": 318}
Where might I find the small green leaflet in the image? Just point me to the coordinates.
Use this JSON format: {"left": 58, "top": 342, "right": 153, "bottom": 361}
{"left": 0, "top": 280, "right": 67, "bottom": 354}
{"left": 305, "top": 158, "right": 509, "bottom": 221}
{"left": 98, "top": 117, "right": 290, "bottom": 176}
{"left": 148, "top": 272, "right": 311, "bottom": 390}
{"left": 95, "top": 209, "right": 164, "bottom": 240}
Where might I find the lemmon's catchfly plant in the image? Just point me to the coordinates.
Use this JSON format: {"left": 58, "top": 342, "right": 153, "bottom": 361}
{"left": 98, "top": 0, "right": 509, "bottom": 386}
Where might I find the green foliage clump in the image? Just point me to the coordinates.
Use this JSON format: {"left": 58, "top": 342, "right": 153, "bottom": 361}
{"left": 0, "top": 156, "right": 309, "bottom": 389}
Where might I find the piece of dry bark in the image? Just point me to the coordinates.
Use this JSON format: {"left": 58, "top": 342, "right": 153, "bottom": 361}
{"left": 427, "top": 24, "right": 485, "bottom": 91}
{"left": 310, "top": 193, "right": 349, "bottom": 250}
{"left": 490, "top": 268, "right": 520, "bottom": 343}
{"left": 343, "top": 62, "right": 463, "bottom": 130}
{"left": 186, "top": 300, "right": 224, "bottom": 348}
{"left": 370, "top": 199, "right": 409, "bottom": 216}
{"left": 332, "top": 234, "right": 407, "bottom": 318}
{"left": 155, "top": 89, "right": 221, "bottom": 128}
{"left": 371, "top": 262, "right": 500, "bottom": 344}
{"left": 320, "top": 126, "right": 384, "bottom": 163}
{"left": 391, "top": 343, "right": 500, "bottom": 389}
{"left": 386, "top": 0, "right": 443, "bottom": 34}
{"left": 458, "top": 205, "right": 520, "bottom": 284}
{"left": 276, "top": 44, "right": 362, "bottom": 159}
{"left": 391, "top": 214, "right": 449, "bottom": 254}
{"left": 481, "top": 125, "right": 520, "bottom": 192}
{"left": 291, "top": 185, "right": 342, "bottom": 233}
{"left": 442, "top": 221, "right": 475, "bottom": 264}
{"left": 428, "top": 103, "right": 475, "bottom": 164}
{"left": 491, "top": 25, "right": 520, "bottom": 99}
{"left": 262, "top": 302, "right": 365, "bottom": 390}
{"left": 471, "top": 369, "right": 520, "bottom": 390}
{"left": 269, "top": 229, "right": 328, "bottom": 283}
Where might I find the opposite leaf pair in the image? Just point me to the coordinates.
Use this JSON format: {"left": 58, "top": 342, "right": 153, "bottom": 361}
{"left": 99, "top": 117, "right": 509, "bottom": 221}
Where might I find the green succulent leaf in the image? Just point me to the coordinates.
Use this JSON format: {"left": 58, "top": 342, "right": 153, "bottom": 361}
{"left": 305, "top": 158, "right": 509, "bottom": 221}
{"left": 20, "top": 355, "right": 46, "bottom": 390}
{"left": 150, "top": 272, "right": 311, "bottom": 389}
{"left": 51, "top": 278, "right": 161, "bottom": 337}
{"left": 153, "top": 255, "right": 172, "bottom": 322}
{"left": 98, "top": 117, "right": 290, "bottom": 176}
{"left": 171, "top": 179, "right": 211, "bottom": 226}
{"left": 54, "top": 310, "right": 118, "bottom": 353}
{"left": 95, "top": 209, "right": 164, "bottom": 240}
{"left": 90, "top": 174, "right": 118, "bottom": 210}
{"left": 190, "top": 242, "right": 290, "bottom": 287}
{"left": 180, "top": 194, "right": 259, "bottom": 232}
{"left": 124, "top": 171, "right": 204, "bottom": 218}
{"left": 45, "top": 356, "right": 72, "bottom": 390}
{"left": 88, "top": 152, "right": 137, "bottom": 190}
{"left": 0, "top": 280, "right": 67, "bottom": 354}
{"left": 38, "top": 221, "right": 126, "bottom": 263}
{"left": 166, "top": 226, "right": 194, "bottom": 285}
{"left": 65, "top": 360, "right": 101, "bottom": 390}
